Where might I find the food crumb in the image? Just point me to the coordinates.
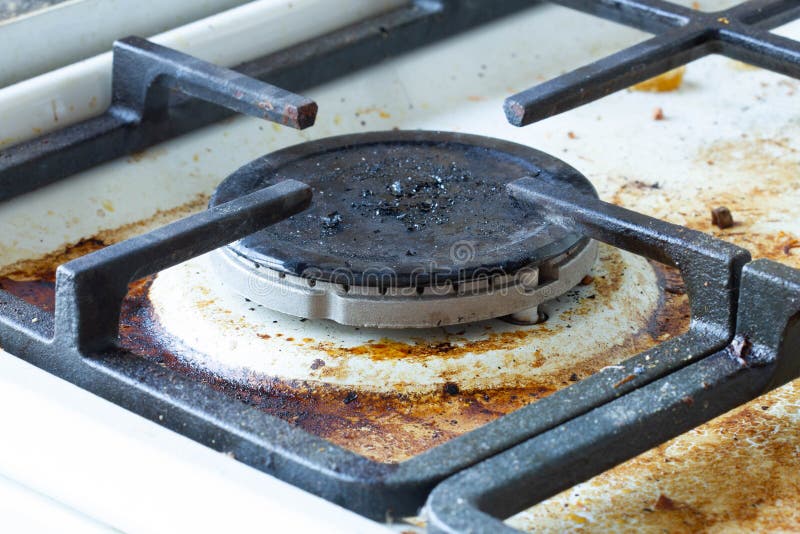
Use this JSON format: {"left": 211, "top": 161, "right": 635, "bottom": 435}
{"left": 613, "top": 374, "right": 637, "bottom": 388}
{"left": 632, "top": 66, "right": 686, "bottom": 92}
{"left": 781, "top": 236, "right": 800, "bottom": 255}
{"left": 567, "top": 131, "right": 577, "bottom": 139}
{"left": 321, "top": 211, "right": 343, "bottom": 229}
{"left": 652, "top": 107, "right": 665, "bottom": 120}
{"left": 654, "top": 494, "right": 678, "bottom": 511}
{"left": 443, "top": 382, "right": 460, "bottom": 395}
{"left": 580, "top": 275, "right": 594, "bottom": 286}
{"left": 711, "top": 206, "right": 734, "bottom": 229}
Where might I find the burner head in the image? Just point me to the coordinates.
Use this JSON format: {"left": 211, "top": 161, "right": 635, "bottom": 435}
{"left": 210, "top": 130, "right": 598, "bottom": 328}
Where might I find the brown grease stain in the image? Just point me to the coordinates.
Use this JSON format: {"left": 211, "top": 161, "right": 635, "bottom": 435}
{"left": 0, "top": 232, "right": 689, "bottom": 463}
{"left": 511, "top": 382, "right": 800, "bottom": 532}
{"left": 150, "top": 248, "right": 688, "bottom": 462}
{"left": 0, "top": 194, "right": 209, "bottom": 282}
{"left": 0, "top": 238, "right": 106, "bottom": 282}
{"left": 311, "top": 247, "right": 629, "bottom": 367}
{"left": 504, "top": 134, "right": 800, "bottom": 532}
{"left": 611, "top": 136, "right": 800, "bottom": 270}
{"left": 315, "top": 329, "right": 548, "bottom": 363}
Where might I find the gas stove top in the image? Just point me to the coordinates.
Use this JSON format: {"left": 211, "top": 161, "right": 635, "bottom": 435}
{"left": 0, "top": 1, "right": 799, "bottom": 532}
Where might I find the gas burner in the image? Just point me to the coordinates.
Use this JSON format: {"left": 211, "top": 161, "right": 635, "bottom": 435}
{"left": 209, "top": 131, "right": 598, "bottom": 328}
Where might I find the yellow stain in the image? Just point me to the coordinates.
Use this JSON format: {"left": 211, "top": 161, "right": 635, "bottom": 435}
{"left": 631, "top": 66, "right": 686, "bottom": 92}
{"left": 102, "top": 200, "right": 115, "bottom": 212}
{"left": 568, "top": 513, "right": 588, "bottom": 524}
{"left": 355, "top": 108, "right": 391, "bottom": 119}
{"left": 730, "top": 60, "right": 760, "bottom": 71}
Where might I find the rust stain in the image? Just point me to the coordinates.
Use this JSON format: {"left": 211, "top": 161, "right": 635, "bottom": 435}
{"left": 0, "top": 278, "right": 57, "bottom": 312}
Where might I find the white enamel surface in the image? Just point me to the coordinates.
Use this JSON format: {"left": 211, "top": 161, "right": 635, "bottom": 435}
{"left": 0, "top": 352, "right": 389, "bottom": 534}
{"left": 0, "top": 0, "right": 406, "bottom": 147}
{"left": 0, "top": 474, "right": 110, "bottom": 533}
{"left": 149, "top": 244, "right": 658, "bottom": 393}
{"left": 0, "top": 0, "right": 249, "bottom": 87}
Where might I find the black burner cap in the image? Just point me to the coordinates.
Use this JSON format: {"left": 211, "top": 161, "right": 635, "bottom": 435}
{"left": 210, "top": 131, "right": 596, "bottom": 287}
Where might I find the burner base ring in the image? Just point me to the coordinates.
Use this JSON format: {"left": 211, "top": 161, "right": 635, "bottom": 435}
{"left": 210, "top": 240, "right": 598, "bottom": 328}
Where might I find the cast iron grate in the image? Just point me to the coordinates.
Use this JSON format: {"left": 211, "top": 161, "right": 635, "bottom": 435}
{"left": 0, "top": 153, "right": 755, "bottom": 520}
{"left": 0, "top": 1, "right": 799, "bottom": 529}
{"left": 507, "top": 0, "right": 800, "bottom": 125}
{"left": 426, "top": 254, "right": 800, "bottom": 534}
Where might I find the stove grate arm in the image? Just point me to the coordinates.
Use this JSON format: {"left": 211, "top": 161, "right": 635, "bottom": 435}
{"left": 425, "top": 257, "right": 800, "bottom": 533}
{"left": 505, "top": 0, "right": 800, "bottom": 126}
{"left": 110, "top": 36, "right": 318, "bottom": 129}
{"left": 53, "top": 179, "right": 311, "bottom": 354}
